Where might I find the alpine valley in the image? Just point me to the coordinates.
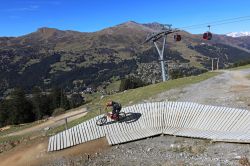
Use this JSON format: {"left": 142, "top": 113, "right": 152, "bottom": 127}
{"left": 1, "top": 21, "right": 250, "bottom": 97}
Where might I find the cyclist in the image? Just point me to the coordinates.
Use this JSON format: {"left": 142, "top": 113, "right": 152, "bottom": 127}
{"left": 106, "top": 100, "right": 122, "bottom": 120}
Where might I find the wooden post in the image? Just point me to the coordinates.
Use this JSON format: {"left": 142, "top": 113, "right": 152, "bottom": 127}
{"left": 217, "top": 58, "right": 219, "bottom": 70}
{"left": 211, "top": 58, "right": 214, "bottom": 71}
{"left": 65, "top": 118, "right": 68, "bottom": 130}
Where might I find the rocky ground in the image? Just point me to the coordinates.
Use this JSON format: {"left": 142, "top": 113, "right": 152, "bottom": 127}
{"left": 85, "top": 136, "right": 250, "bottom": 166}
{"left": 81, "top": 69, "right": 250, "bottom": 166}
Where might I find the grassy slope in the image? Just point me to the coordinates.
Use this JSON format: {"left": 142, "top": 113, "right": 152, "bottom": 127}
{"left": 230, "top": 64, "right": 250, "bottom": 70}
{"left": 0, "top": 71, "right": 220, "bottom": 143}
{"left": 47, "top": 71, "right": 220, "bottom": 135}
{"left": 6, "top": 62, "right": 250, "bottom": 143}
{"left": 3, "top": 63, "right": 250, "bottom": 144}
{"left": 229, "top": 64, "right": 250, "bottom": 80}
{"left": 103, "top": 72, "right": 219, "bottom": 106}
{"left": 105, "top": 80, "right": 121, "bottom": 93}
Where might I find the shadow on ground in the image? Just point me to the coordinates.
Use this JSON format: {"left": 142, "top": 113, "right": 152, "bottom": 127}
{"left": 101, "top": 112, "right": 142, "bottom": 126}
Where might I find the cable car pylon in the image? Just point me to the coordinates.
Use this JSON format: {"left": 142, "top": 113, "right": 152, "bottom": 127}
{"left": 144, "top": 25, "right": 180, "bottom": 82}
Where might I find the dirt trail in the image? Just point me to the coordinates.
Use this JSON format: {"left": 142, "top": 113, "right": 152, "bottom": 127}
{"left": 6, "top": 107, "right": 87, "bottom": 137}
{"left": 151, "top": 69, "right": 250, "bottom": 110}
{"left": 0, "top": 137, "right": 108, "bottom": 166}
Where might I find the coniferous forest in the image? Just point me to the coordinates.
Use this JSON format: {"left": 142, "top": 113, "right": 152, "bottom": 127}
{"left": 0, "top": 87, "right": 84, "bottom": 127}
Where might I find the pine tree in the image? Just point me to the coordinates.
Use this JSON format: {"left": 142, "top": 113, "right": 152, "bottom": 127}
{"left": 8, "top": 88, "right": 35, "bottom": 125}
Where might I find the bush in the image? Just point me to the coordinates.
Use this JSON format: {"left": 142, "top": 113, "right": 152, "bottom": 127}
{"left": 119, "top": 76, "right": 147, "bottom": 91}
{"left": 230, "top": 60, "right": 250, "bottom": 68}
{"left": 52, "top": 108, "right": 66, "bottom": 116}
{"left": 69, "top": 94, "right": 85, "bottom": 108}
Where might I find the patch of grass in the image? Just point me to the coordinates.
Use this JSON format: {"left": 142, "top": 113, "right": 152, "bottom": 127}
{"left": 46, "top": 109, "right": 101, "bottom": 135}
{"left": 0, "top": 120, "right": 45, "bottom": 137}
{"left": 230, "top": 64, "right": 250, "bottom": 70}
{"left": 170, "top": 144, "right": 206, "bottom": 154}
{"left": 169, "top": 139, "right": 210, "bottom": 155}
{"left": 102, "top": 72, "right": 220, "bottom": 106}
{"left": 47, "top": 71, "right": 220, "bottom": 135}
{"left": 0, "top": 132, "right": 34, "bottom": 144}
{"left": 247, "top": 74, "right": 250, "bottom": 80}
{"left": 106, "top": 80, "right": 121, "bottom": 94}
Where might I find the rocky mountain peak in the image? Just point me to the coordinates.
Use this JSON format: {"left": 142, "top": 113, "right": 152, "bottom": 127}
{"left": 142, "top": 22, "right": 165, "bottom": 31}
{"left": 34, "top": 27, "right": 63, "bottom": 39}
{"left": 37, "top": 27, "right": 59, "bottom": 34}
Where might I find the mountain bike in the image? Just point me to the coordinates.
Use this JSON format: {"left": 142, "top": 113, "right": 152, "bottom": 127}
{"left": 96, "top": 109, "right": 126, "bottom": 126}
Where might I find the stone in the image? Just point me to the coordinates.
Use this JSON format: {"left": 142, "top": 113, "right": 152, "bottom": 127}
{"left": 234, "top": 156, "right": 241, "bottom": 160}
{"left": 44, "top": 127, "right": 50, "bottom": 131}
{"left": 147, "top": 148, "right": 152, "bottom": 152}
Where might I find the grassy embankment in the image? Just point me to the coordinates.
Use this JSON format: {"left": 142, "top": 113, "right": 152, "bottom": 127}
{"left": 229, "top": 64, "right": 250, "bottom": 80}
{"left": 47, "top": 71, "right": 220, "bottom": 135}
{"left": 230, "top": 64, "right": 250, "bottom": 70}
{"left": 247, "top": 74, "right": 250, "bottom": 80}
{"left": 0, "top": 71, "right": 220, "bottom": 144}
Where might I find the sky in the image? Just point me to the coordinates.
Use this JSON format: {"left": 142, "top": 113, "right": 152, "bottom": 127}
{"left": 1, "top": 0, "right": 250, "bottom": 36}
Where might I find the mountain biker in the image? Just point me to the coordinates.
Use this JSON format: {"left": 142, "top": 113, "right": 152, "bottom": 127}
{"left": 106, "top": 100, "right": 122, "bottom": 120}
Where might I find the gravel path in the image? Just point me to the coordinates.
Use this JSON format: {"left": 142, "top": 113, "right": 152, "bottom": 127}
{"left": 150, "top": 69, "right": 250, "bottom": 110}
{"left": 86, "top": 136, "right": 250, "bottom": 166}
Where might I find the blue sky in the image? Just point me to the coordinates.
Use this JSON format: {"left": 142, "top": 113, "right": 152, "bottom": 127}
{"left": 1, "top": 0, "right": 250, "bottom": 36}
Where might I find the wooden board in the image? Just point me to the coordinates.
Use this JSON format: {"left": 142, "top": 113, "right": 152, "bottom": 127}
{"left": 48, "top": 102, "right": 250, "bottom": 152}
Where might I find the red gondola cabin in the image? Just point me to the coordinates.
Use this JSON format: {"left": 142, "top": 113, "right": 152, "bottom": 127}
{"left": 174, "top": 34, "right": 181, "bottom": 41}
{"left": 203, "top": 31, "right": 212, "bottom": 40}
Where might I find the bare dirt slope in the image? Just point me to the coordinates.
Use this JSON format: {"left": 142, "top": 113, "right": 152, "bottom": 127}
{"left": 0, "top": 137, "right": 108, "bottom": 166}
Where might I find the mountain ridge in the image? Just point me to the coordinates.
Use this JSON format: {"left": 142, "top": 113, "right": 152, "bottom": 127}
{"left": 0, "top": 21, "right": 250, "bottom": 98}
{"left": 226, "top": 32, "right": 250, "bottom": 37}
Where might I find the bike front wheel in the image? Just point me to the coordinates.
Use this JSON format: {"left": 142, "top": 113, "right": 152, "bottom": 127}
{"left": 96, "top": 116, "right": 107, "bottom": 126}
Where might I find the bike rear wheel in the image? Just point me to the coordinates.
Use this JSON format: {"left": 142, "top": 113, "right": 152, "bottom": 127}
{"left": 96, "top": 116, "right": 107, "bottom": 126}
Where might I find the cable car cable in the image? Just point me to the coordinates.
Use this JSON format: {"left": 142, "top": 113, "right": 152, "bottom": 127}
{"left": 179, "top": 16, "right": 250, "bottom": 30}
{"left": 180, "top": 18, "right": 250, "bottom": 31}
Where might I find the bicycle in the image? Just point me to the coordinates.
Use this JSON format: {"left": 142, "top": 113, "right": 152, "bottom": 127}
{"left": 96, "top": 109, "right": 126, "bottom": 126}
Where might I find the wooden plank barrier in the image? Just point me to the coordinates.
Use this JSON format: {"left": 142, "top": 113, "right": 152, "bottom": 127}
{"left": 48, "top": 102, "right": 250, "bottom": 152}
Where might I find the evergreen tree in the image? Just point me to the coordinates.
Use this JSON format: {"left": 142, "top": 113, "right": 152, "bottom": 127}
{"left": 0, "top": 100, "right": 9, "bottom": 127}
{"left": 119, "top": 76, "right": 147, "bottom": 91}
{"left": 7, "top": 88, "right": 35, "bottom": 125}
{"left": 70, "top": 94, "right": 84, "bottom": 108}
{"left": 50, "top": 87, "right": 70, "bottom": 111}
{"left": 31, "top": 87, "right": 51, "bottom": 119}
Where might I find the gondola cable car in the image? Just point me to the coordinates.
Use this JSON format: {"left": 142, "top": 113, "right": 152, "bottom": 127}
{"left": 203, "top": 25, "right": 212, "bottom": 40}
{"left": 174, "top": 33, "right": 181, "bottom": 41}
